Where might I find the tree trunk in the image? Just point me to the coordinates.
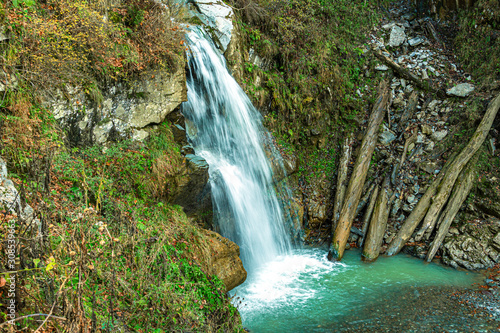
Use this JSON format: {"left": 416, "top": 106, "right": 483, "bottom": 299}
{"left": 385, "top": 156, "right": 454, "bottom": 256}
{"left": 356, "top": 182, "right": 376, "bottom": 217}
{"left": 357, "top": 185, "right": 380, "bottom": 247}
{"left": 399, "top": 91, "right": 419, "bottom": 131}
{"left": 332, "top": 135, "right": 353, "bottom": 231}
{"left": 372, "top": 48, "right": 446, "bottom": 98}
{"left": 414, "top": 93, "right": 500, "bottom": 241}
{"left": 362, "top": 176, "right": 390, "bottom": 261}
{"left": 425, "top": 156, "right": 477, "bottom": 262}
{"left": 328, "top": 80, "right": 390, "bottom": 261}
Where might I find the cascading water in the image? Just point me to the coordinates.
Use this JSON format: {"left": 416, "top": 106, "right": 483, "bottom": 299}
{"left": 181, "top": 27, "right": 488, "bottom": 333}
{"left": 182, "top": 27, "right": 295, "bottom": 271}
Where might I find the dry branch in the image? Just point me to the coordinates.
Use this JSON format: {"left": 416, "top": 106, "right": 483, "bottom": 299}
{"left": 372, "top": 48, "right": 445, "bottom": 97}
{"left": 328, "top": 80, "right": 390, "bottom": 261}
{"left": 399, "top": 91, "right": 419, "bottom": 131}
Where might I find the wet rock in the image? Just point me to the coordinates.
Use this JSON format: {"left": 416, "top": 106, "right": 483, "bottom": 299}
{"left": 170, "top": 154, "right": 212, "bottom": 219}
{"left": 446, "top": 83, "right": 475, "bottom": 97}
{"left": 388, "top": 25, "right": 406, "bottom": 47}
{"left": 192, "top": 0, "right": 234, "bottom": 52}
{"left": 443, "top": 222, "right": 500, "bottom": 270}
{"left": 308, "top": 200, "right": 327, "bottom": 227}
{"left": 431, "top": 130, "right": 448, "bottom": 142}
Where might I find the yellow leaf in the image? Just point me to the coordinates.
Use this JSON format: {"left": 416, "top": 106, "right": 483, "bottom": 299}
{"left": 46, "top": 256, "right": 56, "bottom": 272}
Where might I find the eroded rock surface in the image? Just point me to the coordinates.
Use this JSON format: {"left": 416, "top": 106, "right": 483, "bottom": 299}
{"left": 46, "top": 66, "right": 187, "bottom": 145}
{"left": 198, "top": 229, "right": 247, "bottom": 292}
{"left": 442, "top": 219, "right": 500, "bottom": 270}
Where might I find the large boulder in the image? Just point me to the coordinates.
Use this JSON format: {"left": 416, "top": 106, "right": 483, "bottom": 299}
{"left": 197, "top": 229, "right": 247, "bottom": 292}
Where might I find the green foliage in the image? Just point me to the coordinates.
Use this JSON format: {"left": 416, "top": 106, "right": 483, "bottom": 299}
{"left": 2, "top": 0, "right": 184, "bottom": 91}
{"left": 232, "top": 0, "right": 387, "bottom": 191}
{"left": 455, "top": 0, "right": 500, "bottom": 83}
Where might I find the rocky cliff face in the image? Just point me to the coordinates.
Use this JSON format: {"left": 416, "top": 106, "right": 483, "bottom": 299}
{"left": 46, "top": 65, "right": 187, "bottom": 146}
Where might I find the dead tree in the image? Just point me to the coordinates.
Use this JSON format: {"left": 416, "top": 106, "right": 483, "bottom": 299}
{"left": 387, "top": 92, "right": 500, "bottom": 255}
{"left": 426, "top": 156, "right": 477, "bottom": 262}
{"left": 328, "top": 80, "right": 390, "bottom": 261}
{"left": 331, "top": 135, "right": 353, "bottom": 231}
{"left": 362, "top": 176, "right": 390, "bottom": 261}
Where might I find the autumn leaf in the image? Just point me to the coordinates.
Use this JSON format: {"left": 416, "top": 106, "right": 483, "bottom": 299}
{"left": 0, "top": 277, "right": 6, "bottom": 287}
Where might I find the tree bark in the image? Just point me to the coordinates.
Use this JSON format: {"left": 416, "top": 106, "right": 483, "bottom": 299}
{"left": 385, "top": 156, "right": 454, "bottom": 256}
{"left": 328, "top": 80, "right": 390, "bottom": 261}
{"left": 414, "top": 93, "right": 500, "bottom": 241}
{"left": 356, "top": 182, "right": 376, "bottom": 217}
{"left": 387, "top": 92, "right": 500, "bottom": 256}
{"left": 426, "top": 157, "right": 476, "bottom": 262}
{"left": 358, "top": 185, "right": 380, "bottom": 247}
{"left": 372, "top": 48, "right": 445, "bottom": 98}
{"left": 362, "top": 176, "right": 391, "bottom": 261}
{"left": 331, "top": 135, "right": 353, "bottom": 231}
{"left": 399, "top": 91, "right": 419, "bottom": 131}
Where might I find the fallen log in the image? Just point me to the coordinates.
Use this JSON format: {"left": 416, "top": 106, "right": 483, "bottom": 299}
{"left": 399, "top": 91, "right": 419, "bottom": 132}
{"left": 362, "top": 176, "right": 390, "bottom": 262}
{"left": 328, "top": 80, "right": 390, "bottom": 261}
{"left": 424, "top": 21, "right": 445, "bottom": 51}
{"left": 372, "top": 48, "right": 445, "bottom": 98}
{"left": 414, "top": 92, "right": 500, "bottom": 241}
{"left": 385, "top": 156, "right": 454, "bottom": 256}
{"left": 356, "top": 182, "right": 376, "bottom": 217}
{"left": 357, "top": 185, "right": 380, "bottom": 247}
{"left": 331, "top": 134, "right": 353, "bottom": 231}
{"left": 426, "top": 157, "right": 476, "bottom": 262}
{"left": 387, "top": 92, "right": 500, "bottom": 255}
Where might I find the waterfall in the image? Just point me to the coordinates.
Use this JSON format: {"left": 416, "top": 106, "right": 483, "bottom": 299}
{"left": 182, "top": 27, "right": 295, "bottom": 271}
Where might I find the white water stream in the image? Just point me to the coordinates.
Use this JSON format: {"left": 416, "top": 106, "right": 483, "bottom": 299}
{"left": 182, "top": 27, "right": 294, "bottom": 271}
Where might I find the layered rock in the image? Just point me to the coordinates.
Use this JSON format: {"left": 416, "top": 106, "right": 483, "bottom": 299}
{"left": 442, "top": 219, "right": 500, "bottom": 270}
{"left": 46, "top": 66, "right": 187, "bottom": 146}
